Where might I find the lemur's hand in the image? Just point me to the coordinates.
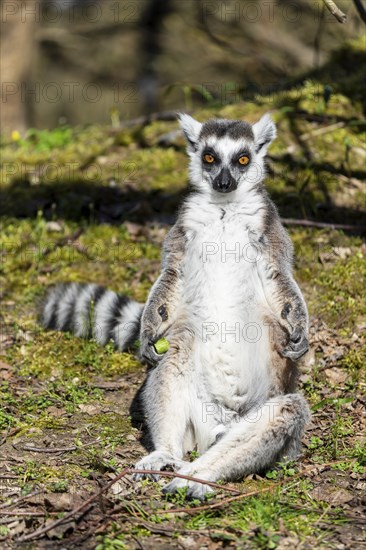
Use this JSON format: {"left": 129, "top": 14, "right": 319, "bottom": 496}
{"left": 279, "top": 302, "right": 309, "bottom": 360}
{"left": 140, "top": 304, "right": 170, "bottom": 367}
{"left": 281, "top": 326, "right": 309, "bottom": 360}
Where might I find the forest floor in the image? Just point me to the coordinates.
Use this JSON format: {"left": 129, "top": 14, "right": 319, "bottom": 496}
{"left": 0, "top": 39, "right": 365, "bottom": 549}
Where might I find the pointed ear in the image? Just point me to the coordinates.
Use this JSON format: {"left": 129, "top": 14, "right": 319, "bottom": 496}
{"left": 252, "top": 114, "right": 276, "bottom": 154}
{"left": 178, "top": 113, "right": 202, "bottom": 151}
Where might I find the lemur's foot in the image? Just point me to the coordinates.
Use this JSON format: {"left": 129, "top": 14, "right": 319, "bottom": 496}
{"left": 133, "top": 451, "right": 189, "bottom": 481}
{"left": 162, "top": 465, "right": 215, "bottom": 501}
{"left": 163, "top": 478, "right": 214, "bottom": 500}
{"left": 282, "top": 326, "right": 309, "bottom": 360}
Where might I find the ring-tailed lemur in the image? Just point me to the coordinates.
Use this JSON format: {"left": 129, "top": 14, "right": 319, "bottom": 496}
{"left": 41, "top": 113, "right": 310, "bottom": 500}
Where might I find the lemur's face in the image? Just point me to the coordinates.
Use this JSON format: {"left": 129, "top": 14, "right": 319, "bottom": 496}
{"left": 179, "top": 114, "right": 276, "bottom": 199}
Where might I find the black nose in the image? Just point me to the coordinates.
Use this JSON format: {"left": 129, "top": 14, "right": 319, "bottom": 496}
{"left": 212, "top": 168, "right": 237, "bottom": 193}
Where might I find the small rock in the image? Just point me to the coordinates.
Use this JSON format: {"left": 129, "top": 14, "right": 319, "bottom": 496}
{"left": 45, "top": 518, "right": 75, "bottom": 539}
{"left": 333, "top": 246, "right": 352, "bottom": 260}
{"left": 310, "top": 485, "right": 353, "bottom": 505}
{"left": 45, "top": 221, "right": 63, "bottom": 233}
{"left": 44, "top": 493, "right": 73, "bottom": 511}
{"left": 324, "top": 367, "right": 347, "bottom": 386}
{"left": 78, "top": 404, "right": 100, "bottom": 415}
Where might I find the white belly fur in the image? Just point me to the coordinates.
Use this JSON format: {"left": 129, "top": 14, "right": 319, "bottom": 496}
{"left": 182, "top": 204, "right": 271, "bottom": 412}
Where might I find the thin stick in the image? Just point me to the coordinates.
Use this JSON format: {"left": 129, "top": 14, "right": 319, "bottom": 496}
{"left": 280, "top": 218, "right": 366, "bottom": 232}
{"left": 300, "top": 122, "right": 345, "bottom": 141}
{"left": 130, "top": 469, "right": 242, "bottom": 494}
{"left": 150, "top": 459, "right": 357, "bottom": 515}
{"left": 353, "top": 0, "right": 366, "bottom": 24}
{"left": 0, "top": 490, "right": 43, "bottom": 510}
{"left": 322, "top": 0, "right": 347, "bottom": 22}
{"left": 1, "top": 511, "right": 58, "bottom": 517}
{"left": 108, "top": 110, "right": 179, "bottom": 130}
{"left": 154, "top": 484, "right": 276, "bottom": 515}
{"left": 17, "top": 440, "right": 100, "bottom": 454}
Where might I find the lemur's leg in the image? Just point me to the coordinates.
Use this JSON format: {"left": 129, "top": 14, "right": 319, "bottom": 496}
{"left": 134, "top": 327, "right": 194, "bottom": 480}
{"left": 162, "top": 393, "right": 310, "bottom": 499}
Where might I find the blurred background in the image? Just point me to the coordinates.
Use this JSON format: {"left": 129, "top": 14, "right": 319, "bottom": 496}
{"left": 1, "top": 0, "right": 365, "bottom": 133}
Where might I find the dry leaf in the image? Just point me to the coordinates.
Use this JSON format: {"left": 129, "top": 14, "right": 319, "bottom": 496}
{"left": 78, "top": 404, "right": 101, "bottom": 415}
{"left": 44, "top": 493, "right": 73, "bottom": 511}
{"left": 45, "top": 518, "right": 76, "bottom": 539}
{"left": 310, "top": 485, "right": 353, "bottom": 505}
{"left": 324, "top": 367, "right": 348, "bottom": 385}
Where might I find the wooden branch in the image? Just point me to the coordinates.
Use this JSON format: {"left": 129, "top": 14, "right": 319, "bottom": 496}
{"left": 300, "top": 122, "right": 345, "bottom": 141}
{"left": 280, "top": 218, "right": 366, "bottom": 232}
{"left": 322, "top": 0, "right": 347, "bottom": 22}
{"left": 108, "top": 110, "right": 179, "bottom": 130}
{"left": 0, "top": 491, "right": 43, "bottom": 511}
{"left": 17, "top": 440, "right": 100, "bottom": 454}
{"left": 353, "top": 0, "right": 366, "bottom": 24}
{"left": 130, "top": 468, "right": 242, "bottom": 494}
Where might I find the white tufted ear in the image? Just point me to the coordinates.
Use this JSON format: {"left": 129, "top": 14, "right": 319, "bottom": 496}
{"left": 178, "top": 113, "right": 202, "bottom": 151}
{"left": 252, "top": 114, "right": 277, "bottom": 154}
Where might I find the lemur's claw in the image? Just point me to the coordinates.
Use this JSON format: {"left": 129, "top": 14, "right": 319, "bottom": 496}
{"left": 282, "top": 327, "right": 309, "bottom": 360}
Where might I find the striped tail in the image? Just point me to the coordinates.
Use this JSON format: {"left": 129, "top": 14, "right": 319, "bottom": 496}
{"left": 41, "top": 283, "right": 144, "bottom": 351}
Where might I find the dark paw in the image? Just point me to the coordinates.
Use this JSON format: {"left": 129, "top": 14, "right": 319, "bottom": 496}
{"left": 162, "top": 479, "right": 214, "bottom": 501}
{"left": 282, "top": 327, "right": 309, "bottom": 360}
{"left": 140, "top": 339, "right": 164, "bottom": 367}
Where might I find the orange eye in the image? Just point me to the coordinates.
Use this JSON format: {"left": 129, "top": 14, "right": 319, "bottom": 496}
{"left": 238, "top": 155, "right": 250, "bottom": 166}
{"left": 203, "top": 154, "right": 215, "bottom": 164}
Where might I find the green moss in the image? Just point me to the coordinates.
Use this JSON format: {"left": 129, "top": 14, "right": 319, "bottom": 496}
{"left": 8, "top": 332, "right": 141, "bottom": 381}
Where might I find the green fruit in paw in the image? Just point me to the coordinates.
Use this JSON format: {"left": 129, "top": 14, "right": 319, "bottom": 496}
{"left": 154, "top": 338, "right": 170, "bottom": 354}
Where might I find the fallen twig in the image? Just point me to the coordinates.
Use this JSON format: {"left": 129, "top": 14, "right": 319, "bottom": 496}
{"left": 150, "top": 459, "right": 358, "bottom": 515}
{"left": 280, "top": 218, "right": 366, "bottom": 232}
{"left": 300, "top": 122, "right": 345, "bottom": 141}
{"left": 1, "top": 510, "right": 58, "bottom": 517}
{"left": 353, "top": 0, "right": 366, "bottom": 24}
{"left": 322, "top": 0, "right": 347, "bottom": 22}
{"left": 130, "top": 469, "right": 242, "bottom": 494}
{"left": 108, "top": 111, "right": 179, "bottom": 130}
{"left": 16, "top": 439, "right": 100, "bottom": 454}
{"left": 0, "top": 490, "right": 43, "bottom": 511}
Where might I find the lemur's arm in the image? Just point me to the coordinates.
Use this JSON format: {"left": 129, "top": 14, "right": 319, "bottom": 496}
{"left": 255, "top": 204, "right": 309, "bottom": 360}
{"left": 140, "top": 222, "right": 186, "bottom": 366}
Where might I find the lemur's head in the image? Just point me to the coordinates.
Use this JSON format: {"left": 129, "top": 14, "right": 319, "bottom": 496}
{"left": 179, "top": 113, "right": 276, "bottom": 199}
